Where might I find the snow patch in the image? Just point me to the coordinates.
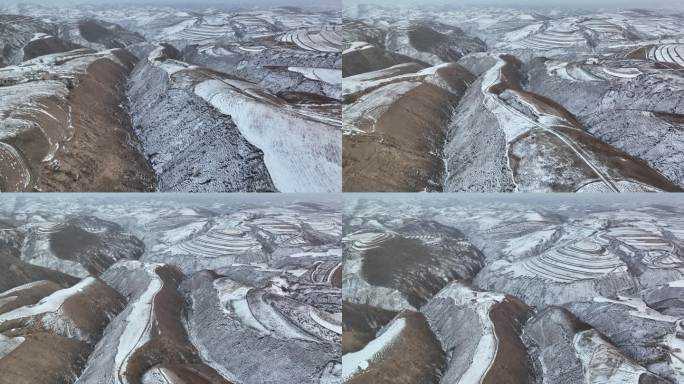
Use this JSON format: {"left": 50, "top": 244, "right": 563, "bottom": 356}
{"left": 573, "top": 330, "right": 651, "bottom": 383}
{"left": 341, "top": 318, "right": 405, "bottom": 381}
{"left": 0, "top": 277, "right": 95, "bottom": 322}
{"left": 434, "top": 284, "right": 506, "bottom": 384}
{"left": 287, "top": 67, "right": 341, "bottom": 85}
{"left": 0, "top": 334, "right": 25, "bottom": 359}
{"left": 114, "top": 265, "right": 163, "bottom": 384}
{"left": 194, "top": 79, "right": 341, "bottom": 192}
{"left": 309, "top": 308, "right": 342, "bottom": 335}
{"left": 213, "top": 278, "right": 270, "bottom": 335}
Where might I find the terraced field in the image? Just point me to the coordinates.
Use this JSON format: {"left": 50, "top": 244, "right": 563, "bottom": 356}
{"left": 517, "top": 29, "right": 586, "bottom": 50}
{"left": 174, "top": 22, "right": 235, "bottom": 42}
{"left": 173, "top": 228, "right": 261, "bottom": 258}
{"left": 514, "top": 234, "right": 623, "bottom": 283}
{"left": 279, "top": 27, "right": 342, "bottom": 53}
{"left": 647, "top": 44, "right": 684, "bottom": 68}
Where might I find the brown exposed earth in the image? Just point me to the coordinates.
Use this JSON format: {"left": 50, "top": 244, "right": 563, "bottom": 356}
{"left": 343, "top": 83, "right": 455, "bottom": 192}
{"left": 343, "top": 46, "right": 422, "bottom": 77}
{"left": 483, "top": 298, "right": 533, "bottom": 384}
{"left": 408, "top": 25, "right": 449, "bottom": 53}
{"left": 22, "top": 36, "right": 82, "bottom": 61}
{"left": 362, "top": 236, "right": 447, "bottom": 307}
{"left": 122, "top": 266, "right": 230, "bottom": 384}
{"left": 0, "top": 332, "right": 91, "bottom": 384}
{"left": 0, "top": 280, "right": 62, "bottom": 314}
{"left": 342, "top": 301, "right": 398, "bottom": 354}
{"left": 0, "top": 278, "right": 124, "bottom": 345}
{"left": 38, "top": 53, "right": 155, "bottom": 191}
{"left": 346, "top": 311, "right": 445, "bottom": 384}
{"left": 5, "top": 50, "right": 155, "bottom": 192}
{"left": 0, "top": 252, "right": 78, "bottom": 292}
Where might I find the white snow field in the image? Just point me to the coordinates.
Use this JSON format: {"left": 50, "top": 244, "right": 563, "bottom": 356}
{"left": 113, "top": 263, "right": 164, "bottom": 384}
{"left": 342, "top": 318, "right": 406, "bottom": 381}
{"left": 195, "top": 79, "right": 341, "bottom": 192}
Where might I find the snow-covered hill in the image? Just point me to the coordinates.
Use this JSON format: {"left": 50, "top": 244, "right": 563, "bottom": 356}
{"left": 343, "top": 193, "right": 684, "bottom": 383}
{"left": 0, "top": 4, "right": 342, "bottom": 192}
{"left": 343, "top": 4, "right": 684, "bottom": 192}
{"left": 0, "top": 194, "right": 342, "bottom": 384}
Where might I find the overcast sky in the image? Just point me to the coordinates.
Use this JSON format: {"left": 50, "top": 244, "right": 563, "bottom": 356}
{"left": 0, "top": 0, "right": 340, "bottom": 7}
{"left": 345, "top": 0, "right": 682, "bottom": 9}
{"left": 1, "top": 0, "right": 679, "bottom": 9}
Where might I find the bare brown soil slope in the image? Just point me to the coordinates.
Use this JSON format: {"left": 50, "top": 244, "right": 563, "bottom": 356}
{"left": 22, "top": 36, "right": 82, "bottom": 61}
{"left": 342, "top": 301, "right": 397, "bottom": 354}
{"left": 0, "top": 252, "right": 78, "bottom": 292}
{"left": 343, "top": 46, "right": 423, "bottom": 77}
{"left": 122, "top": 266, "right": 232, "bottom": 384}
{"left": 343, "top": 83, "right": 455, "bottom": 192}
{"left": 0, "top": 332, "right": 90, "bottom": 384}
{"left": 483, "top": 298, "right": 532, "bottom": 384}
{"left": 5, "top": 49, "right": 155, "bottom": 192}
{"left": 347, "top": 311, "right": 445, "bottom": 384}
{"left": 0, "top": 278, "right": 125, "bottom": 344}
{"left": 0, "top": 280, "right": 62, "bottom": 314}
